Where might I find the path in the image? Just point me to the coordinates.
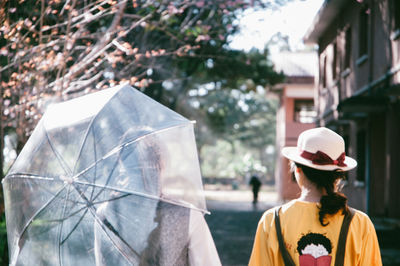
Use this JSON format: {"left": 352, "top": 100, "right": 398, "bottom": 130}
{"left": 204, "top": 189, "right": 277, "bottom": 266}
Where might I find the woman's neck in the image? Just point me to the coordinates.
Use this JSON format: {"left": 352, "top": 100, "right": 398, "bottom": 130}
{"left": 295, "top": 167, "right": 327, "bottom": 203}
{"left": 298, "top": 186, "right": 325, "bottom": 202}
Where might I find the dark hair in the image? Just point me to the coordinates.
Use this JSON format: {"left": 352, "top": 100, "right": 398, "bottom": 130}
{"left": 297, "top": 233, "right": 332, "bottom": 255}
{"left": 293, "top": 162, "right": 348, "bottom": 226}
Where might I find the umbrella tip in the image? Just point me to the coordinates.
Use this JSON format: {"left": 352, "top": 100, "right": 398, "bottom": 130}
{"left": 60, "top": 175, "right": 74, "bottom": 184}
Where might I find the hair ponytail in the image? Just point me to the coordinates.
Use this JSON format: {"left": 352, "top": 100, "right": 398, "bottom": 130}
{"left": 319, "top": 191, "right": 348, "bottom": 226}
{"left": 294, "top": 163, "right": 348, "bottom": 226}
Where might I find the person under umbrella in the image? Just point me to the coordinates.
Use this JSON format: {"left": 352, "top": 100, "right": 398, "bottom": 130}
{"left": 249, "top": 127, "right": 382, "bottom": 266}
{"left": 94, "top": 134, "right": 221, "bottom": 266}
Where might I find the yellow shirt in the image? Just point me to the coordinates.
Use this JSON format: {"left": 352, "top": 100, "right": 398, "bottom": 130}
{"left": 249, "top": 200, "right": 382, "bottom": 266}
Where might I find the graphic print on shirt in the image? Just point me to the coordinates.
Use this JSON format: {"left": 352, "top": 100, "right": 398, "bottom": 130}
{"left": 297, "top": 233, "right": 332, "bottom": 266}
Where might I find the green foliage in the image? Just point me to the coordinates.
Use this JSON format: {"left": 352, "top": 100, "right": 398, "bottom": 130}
{"left": 0, "top": 214, "right": 8, "bottom": 266}
{"left": 193, "top": 85, "right": 279, "bottom": 180}
{"left": 201, "top": 48, "right": 283, "bottom": 88}
{"left": 193, "top": 86, "right": 278, "bottom": 147}
{"left": 201, "top": 139, "right": 269, "bottom": 179}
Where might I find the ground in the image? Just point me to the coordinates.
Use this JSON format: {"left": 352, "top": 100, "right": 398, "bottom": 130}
{"left": 204, "top": 187, "right": 400, "bottom": 266}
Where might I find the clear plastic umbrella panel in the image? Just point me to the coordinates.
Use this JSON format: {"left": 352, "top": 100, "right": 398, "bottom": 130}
{"left": 2, "top": 85, "right": 207, "bottom": 266}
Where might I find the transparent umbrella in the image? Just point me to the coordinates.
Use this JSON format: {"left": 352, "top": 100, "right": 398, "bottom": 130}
{"left": 2, "top": 85, "right": 207, "bottom": 266}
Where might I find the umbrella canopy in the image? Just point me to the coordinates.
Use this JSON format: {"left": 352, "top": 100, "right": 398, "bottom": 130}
{"left": 2, "top": 84, "right": 207, "bottom": 265}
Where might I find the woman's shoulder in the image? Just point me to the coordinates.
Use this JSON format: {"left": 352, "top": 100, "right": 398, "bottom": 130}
{"left": 351, "top": 207, "right": 368, "bottom": 216}
{"left": 260, "top": 206, "right": 279, "bottom": 221}
{"left": 260, "top": 200, "right": 305, "bottom": 222}
{"left": 349, "top": 207, "right": 375, "bottom": 228}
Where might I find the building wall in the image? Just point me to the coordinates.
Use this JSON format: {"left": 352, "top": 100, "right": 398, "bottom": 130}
{"left": 386, "top": 106, "right": 400, "bottom": 217}
{"left": 310, "top": 0, "right": 400, "bottom": 217}
{"left": 275, "top": 84, "right": 315, "bottom": 202}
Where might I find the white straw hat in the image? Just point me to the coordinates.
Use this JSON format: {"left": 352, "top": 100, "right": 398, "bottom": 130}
{"left": 282, "top": 127, "right": 357, "bottom": 171}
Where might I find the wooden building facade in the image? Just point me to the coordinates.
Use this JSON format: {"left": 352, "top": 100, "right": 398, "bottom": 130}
{"left": 304, "top": 0, "right": 400, "bottom": 217}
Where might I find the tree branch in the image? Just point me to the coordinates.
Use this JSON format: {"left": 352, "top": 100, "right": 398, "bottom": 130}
{"left": 60, "top": 0, "right": 128, "bottom": 94}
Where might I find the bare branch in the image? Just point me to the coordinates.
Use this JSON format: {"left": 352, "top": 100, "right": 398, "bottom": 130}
{"left": 57, "top": 0, "right": 78, "bottom": 90}
{"left": 39, "top": 0, "right": 45, "bottom": 44}
{"left": 61, "top": 0, "right": 128, "bottom": 94}
{"left": 62, "top": 70, "right": 104, "bottom": 95}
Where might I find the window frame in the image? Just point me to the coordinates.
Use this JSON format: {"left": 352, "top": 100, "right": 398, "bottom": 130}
{"left": 293, "top": 99, "right": 316, "bottom": 124}
{"left": 344, "top": 26, "right": 352, "bottom": 70}
{"left": 322, "top": 55, "right": 327, "bottom": 88}
{"left": 332, "top": 42, "right": 337, "bottom": 80}
{"left": 358, "top": 6, "right": 369, "bottom": 58}
{"left": 356, "top": 129, "right": 366, "bottom": 184}
{"left": 391, "top": 0, "right": 400, "bottom": 40}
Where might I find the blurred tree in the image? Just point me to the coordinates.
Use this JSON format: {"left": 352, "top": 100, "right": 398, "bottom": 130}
{"left": 266, "top": 32, "right": 292, "bottom": 52}
{"left": 200, "top": 139, "right": 271, "bottom": 181}
{"left": 194, "top": 87, "right": 278, "bottom": 146}
{"left": 190, "top": 84, "right": 279, "bottom": 180}
{"left": 183, "top": 48, "right": 282, "bottom": 180}
{"left": 0, "top": 0, "right": 290, "bottom": 179}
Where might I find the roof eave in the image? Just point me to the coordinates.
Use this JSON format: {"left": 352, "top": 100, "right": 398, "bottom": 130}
{"left": 303, "top": 0, "right": 348, "bottom": 44}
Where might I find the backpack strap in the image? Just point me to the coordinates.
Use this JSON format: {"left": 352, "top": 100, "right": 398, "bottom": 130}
{"left": 334, "top": 207, "right": 355, "bottom": 266}
{"left": 274, "top": 207, "right": 296, "bottom": 266}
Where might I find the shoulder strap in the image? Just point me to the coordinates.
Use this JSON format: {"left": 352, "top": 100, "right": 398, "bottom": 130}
{"left": 334, "top": 207, "right": 355, "bottom": 266}
{"left": 274, "top": 207, "right": 296, "bottom": 266}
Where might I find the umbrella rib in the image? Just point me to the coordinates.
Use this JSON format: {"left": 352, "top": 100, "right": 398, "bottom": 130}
{"left": 44, "top": 128, "right": 73, "bottom": 176}
{"left": 92, "top": 193, "right": 130, "bottom": 206}
{"left": 91, "top": 147, "right": 122, "bottom": 203}
{"left": 73, "top": 179, "right": 210, "bottom": 214}
{"left": 71, "top": 122, "right": 190, "bottom": 181}
{"left": 46, "top": 205, "right": 88, "bottom": 223}
{"left": 74, "top": 180, "right": 162, "bottom": 201}
{"left": 89, "top": 126, "right": 98, "bottom": 201}
{"left": 89, "top": 206, "right": 140, "bottom": 264}
{"left": 69, "top": 183, "right": 140, "bottom": 264}
{"left": 5, "top": 173, "right": 87, "bottom": 206}
{"left": 71, "top": 85, "right": 127, "bottom": 175}
{"left": 60, "top": 208, "right": 89, "bottom": 246}
{"left": 44, "top": 193, "right": 129, "bottom": 226}
{"left": 57, "top": 184, "right": 73, "bottom": 266}
{"left": 5, "top": 173, "right": 54, "bottom": 180}
{"left": 72, "top": 114, "right": 98, "bottom": 175}
{"left": 17, "top": 184, "right": 69, "bottom": 247}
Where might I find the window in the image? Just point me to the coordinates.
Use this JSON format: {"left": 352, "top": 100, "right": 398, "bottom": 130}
{"left": 344, "top": 27, "right": 352, "bottom": 69}
{"left": 356, "top": 130, "right": 366, "bottom": 182}
{"left": 294, "top": 100, "right": 316, "bottom": 123}
{"left": 359, "top": 7, "right": 369, "bottom": 57}
{"left": 394, "top": 0, "right": 400, "bottom": 30}
{"left": 342, "top": 133, "right": 350, "bottom": 181}
{"left": 322, "top": 55, "right": 327, "bottom": 88}
{"left": 332, "top": 43, "right": 337, "bottom": 79}
{"left": 343, "top": 134, "right": 349, "bottom": 155}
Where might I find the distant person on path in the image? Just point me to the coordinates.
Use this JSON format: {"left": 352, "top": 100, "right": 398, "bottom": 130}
{"left": 249, "top": 127, "right": 382, "bottom": 266}
{"left": 249, "top": 174, "right": 262, "bottom": 203}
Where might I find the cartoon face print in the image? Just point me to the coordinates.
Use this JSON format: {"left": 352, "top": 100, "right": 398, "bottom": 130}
{"left": 297, "top": 233, "right": 332, "bottom": 266}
